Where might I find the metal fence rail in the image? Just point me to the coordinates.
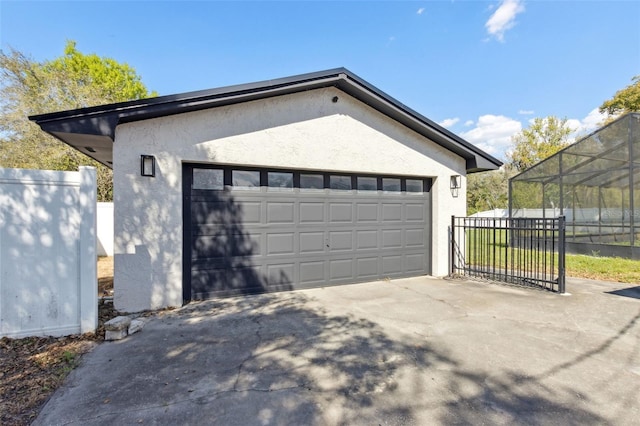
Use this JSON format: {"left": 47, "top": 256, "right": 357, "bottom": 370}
{"left": 451, "top": 216, "right": 566, "bottom": 293}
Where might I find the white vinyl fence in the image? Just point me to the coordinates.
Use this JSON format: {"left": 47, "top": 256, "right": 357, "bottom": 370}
{"left": 97, "top": 202, "right": 113, "bottom": 256}
{"left": 0, "top": 167, "right": 97, "bottom": 338}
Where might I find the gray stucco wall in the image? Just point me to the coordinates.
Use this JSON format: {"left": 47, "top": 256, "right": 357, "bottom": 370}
{"left": 113, "top": 87, "right": 466, "bottom": 312}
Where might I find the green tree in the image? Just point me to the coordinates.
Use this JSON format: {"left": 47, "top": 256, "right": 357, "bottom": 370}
{"left": 0, "top": 41, "right": 156, "bottom": 201}
{"left": 507, "top": 116, "right": 573, "bottom": 172}
{"left": 466, "top": 166, "right": 515, "bottom": 215}
{"left": 599, "top": 76, "right": 640, "bottom": 116}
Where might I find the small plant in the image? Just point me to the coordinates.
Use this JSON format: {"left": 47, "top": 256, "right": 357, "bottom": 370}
{"left": 61, "top": 350, "right": 76, "bottom": 364}
{"left": 591, "top": 250, "right": 601, "bottom": 257}
{"left": 58, "top": 350, "right": 79, "bottom": 375}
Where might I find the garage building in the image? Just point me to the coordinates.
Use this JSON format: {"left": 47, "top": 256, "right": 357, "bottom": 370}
{"left": 31, "top": 68, "right": 501, "bottom": 312}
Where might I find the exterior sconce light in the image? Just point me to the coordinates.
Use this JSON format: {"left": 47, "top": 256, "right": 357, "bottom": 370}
{"left": 450, "top": 175, "right": 461, "bottom": 189}
{"left": 141, "top": 155, "right": 155, "bottom": 177}
{"left": 450, "top": 175, "right": 461, "bottom": 197}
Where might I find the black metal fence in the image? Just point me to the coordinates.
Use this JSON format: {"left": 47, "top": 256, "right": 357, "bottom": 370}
{"left": 451, "top": 216, "right": 566, "bottom": 293}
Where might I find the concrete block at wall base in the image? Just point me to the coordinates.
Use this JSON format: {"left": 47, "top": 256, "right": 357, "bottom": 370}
{"left": 105, "top": 329, "right": 128, "bottom": 341}
{"left": 128, "top": 319, "right": 146, "bottom": 335}
{"left": 104, "top": 316, "right": 131, "bottom": 331}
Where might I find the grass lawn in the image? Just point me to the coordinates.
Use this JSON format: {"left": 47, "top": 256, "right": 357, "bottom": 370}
{"left": 458, "top": 229, "right": 640, "bottom": 284}
{"left": 566, "top": 254, "right": 640, "bottom": 283}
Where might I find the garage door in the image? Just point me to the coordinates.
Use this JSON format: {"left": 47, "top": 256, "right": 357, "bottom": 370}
{"left": 183, "top": 165, "right": 431, "bottom": 300}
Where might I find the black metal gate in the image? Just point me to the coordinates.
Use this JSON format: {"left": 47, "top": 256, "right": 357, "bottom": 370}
{"left": 451, "top": 216, "right": 566, "bottom": 293}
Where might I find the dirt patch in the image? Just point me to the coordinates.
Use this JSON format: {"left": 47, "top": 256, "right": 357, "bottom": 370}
{"left": 0, "top": 256, "right": 118, "bottom": 426}
{"left": 98, "top": 256, "right": 114, "bottom": 297}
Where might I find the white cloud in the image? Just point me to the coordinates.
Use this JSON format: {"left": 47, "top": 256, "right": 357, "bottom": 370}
{"left": 438, "top": 117, "right": 460, "bottom": 128}
{"left": 417, "top": 7, "right": 425, "bottom": 15}
{"left": 459, "top": 108, "right": 610, "bottom": 160}
{"left": 485, "top": 0, "right": 525, "bottom": 42}
{"left": 461, "top": 114, "right": 522, "bottom": 158}
{"left": 567, "top": 108, "right": 609, "bottom": 140}
{"left": 518, "top": 109, "right": 534, "bottom": 115}
{"left": 580, "top": 108, "right": 608, "bottom": 130}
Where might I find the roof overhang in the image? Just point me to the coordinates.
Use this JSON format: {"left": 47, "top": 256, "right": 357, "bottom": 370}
{"left": 29, "top": 68, "right": 502, "bottom": 172}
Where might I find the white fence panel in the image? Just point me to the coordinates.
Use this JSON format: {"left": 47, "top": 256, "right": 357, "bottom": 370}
{"left": 0, "top": 167, "right": 97, "bottom": 338}
{"left": 470, "top": 208, "right": 508, "bottom": 218}
{"left": 97, "top": 202, "right": 113, "bottom": 256}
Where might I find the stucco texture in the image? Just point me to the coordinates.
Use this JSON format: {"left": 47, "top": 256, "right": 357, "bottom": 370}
{"left": 113, "top": 87, "right": 466, "bottom": 312}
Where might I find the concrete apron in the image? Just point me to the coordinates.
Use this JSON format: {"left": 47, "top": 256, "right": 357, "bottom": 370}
{"left": 34, "top": 276, "right": 640, "bottom": 425}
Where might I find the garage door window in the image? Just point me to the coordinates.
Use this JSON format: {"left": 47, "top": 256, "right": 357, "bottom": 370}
{"left": 330, "top": 175, "right": 352, "bottom": 190}
{"left": 190, "top": 166, "right": 430, "bottom": 194}
{"left": 192, "top": 169, "right": 224, "bottom": 190}
{"left": 406, "top": 179, "right": 424, "bottom": 193}
{"left": 382, "top": 178, "right": 401, "bottom": 193}
{"left": 268, "top": 171, "right": 293, "bottom": 190}
{"left": 232, "top": 170, "right": 261, "bottom": 189}
{"left": 300, "top": 173, "right": 324, "bottom": 190}
{"left": 357, "top": 176, "right": 378, "bottom": 191}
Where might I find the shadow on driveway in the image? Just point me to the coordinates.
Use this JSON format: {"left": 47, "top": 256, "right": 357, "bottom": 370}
{"left": 34, "top": 277, "right": 638, "bottom": 425}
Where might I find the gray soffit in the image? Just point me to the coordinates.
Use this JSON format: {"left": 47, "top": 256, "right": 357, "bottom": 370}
{"left": 29, "top": 68, "right": 502, "bottom": 172}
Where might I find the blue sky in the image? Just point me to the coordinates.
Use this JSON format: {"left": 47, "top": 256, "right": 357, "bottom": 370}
{"left": 1, "top": 0, "right": 639, "bottom": 159}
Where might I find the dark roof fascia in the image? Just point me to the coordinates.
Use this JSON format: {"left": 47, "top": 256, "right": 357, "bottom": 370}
{"left": 29, "top": 68, "right": 502, "bottom": 172}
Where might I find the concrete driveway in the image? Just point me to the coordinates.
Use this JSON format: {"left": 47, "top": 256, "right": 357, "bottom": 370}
{"left": 35, "top": 277, "right": 639, "bottom": 425}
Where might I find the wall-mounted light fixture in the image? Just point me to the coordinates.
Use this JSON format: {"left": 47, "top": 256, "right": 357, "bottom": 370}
{"left": 450, "top": 175, "right": 461, "bottom": 197}
{"left": 140, "top": 155, "right": 155, "bottom": 177}
{"left": 450, "top": 175, "right": 461, "bottom": 189}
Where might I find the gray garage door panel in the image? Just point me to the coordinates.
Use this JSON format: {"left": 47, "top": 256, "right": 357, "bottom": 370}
{"left": 186, "top": 167, "right": 431, "bottom": 299}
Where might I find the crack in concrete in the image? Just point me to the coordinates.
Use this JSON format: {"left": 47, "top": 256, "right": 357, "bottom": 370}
{"left": 368, "top": 312, "right": 470, "bottom": 331}
{"left": 232, "top": 316, "right": 264, "bottom": 392}
{"left": 216, "top": 383, "right": 310, "bottom": 396}
{"left": 391, "top": 282, "right": 465, "bottom": 313}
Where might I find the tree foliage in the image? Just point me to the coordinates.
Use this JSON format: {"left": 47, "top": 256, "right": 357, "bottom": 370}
{"left": 466, "top": 116, "right": 573, "bottom": 215}
{"left": 0, "top": 41, "right": 156, "bottom": 201}
{"left": 466, "top": 166, "right": 515, "bottom": 215}
{"left": 469, "top": 78, "right": 640, "bottom": 215}
{"left": 507, "top": 116, "right": 573, "bottom": 172}
{"left": 599, "top": 76, "right": 640, "bottom": 116}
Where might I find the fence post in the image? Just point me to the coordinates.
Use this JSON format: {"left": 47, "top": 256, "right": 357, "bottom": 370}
{"left": 450, "top": 215, "right": 455, "bottom": 276}
{"left": 558, "top": 215, "right": 566, "bottom": 294}
{"left": 79, "top": 166, "right": 98, "bottom": 333}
